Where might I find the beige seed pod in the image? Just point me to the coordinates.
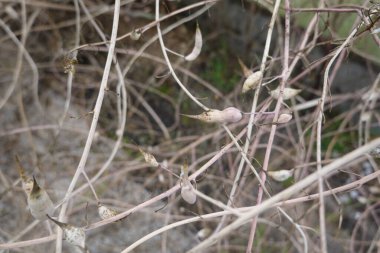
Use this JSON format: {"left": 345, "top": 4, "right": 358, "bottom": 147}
{"left": 237, "top": 58, "right": 253, "bottom": 78}
{"left": 197, "top": 227, "right": 212, "bottom": 240}
{"left": 27, "top": 176, "right": 54, "bottom": 221}
{"left": 180, "top": 162, "right": 189, "bottom": 181}
{"left": 185, "top": 24, "right": 202, "bottom": 61}
{"left": 15, "top": 155, "right": 34, "bottom": 195}
{"left": 221, "top": 107, "right": 243, "bottom": 123}
{"left": 238, "top": 58, "right": 262, "bottom": 93}
{"left": 270, "top": 87, "right": 301, "bottom": 100}
{"left": 181, "top": 181, "right": 196, "bottom": 204}
{"left": 47, "top": 215, "right": 86, "bottom": 249}
{"left": 130, "top": 28, "right": 142, "bottom": 41}
{"left": 139, "top": 148, "right": 159, "bottom": 167}
{"left": 360, "top": 112, "right": 371, "bottom": 122}
{"left": 182, "top": 107, "right": 242, "bottom": 124}
{"left": 268, "top": 169, "right": 294, "bottom": 182}
{"left": 242, "top": 71, "right": 263, "bottom": 93}
{"left": 276, "top": 113, "right": 293, "bottom": 124}
{"left": 180, "top": 161, "right": 196, "bottom": 204}
{"left": 98, "top": 203, "right": 118, "bottom": 220}
{"left": 369, "top": 186, "right": 380, "bottom": 194}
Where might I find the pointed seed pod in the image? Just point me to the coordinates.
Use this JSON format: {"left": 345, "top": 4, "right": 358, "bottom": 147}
{"left": 130, "top": 28, "right": 142, "bottom": 41}
{"left": 270, "top": 87, "right": 301, "bottom": 100}
{"left": 47, "top": 215, "right": 86, "bottom": 249}
{"left": 276, "top": 113, "right": 293, "bottom": 124}
{"left": 15, "top": 155, "right": 34, "bottom": 195}
{"left": 369, "top": 186, "right": 380, "bottom": 194}
{"left": 182, "top": 107, "right": 242, "bottom": 124}
{"left": 185, "top": 24, "right": 202, "bottom": 61}
{"left": 221, "top": 107, "right": 243, "bottom": 123}
{"left": 237, "top": 58, "right": 253, "bottom": 78}
{"left": 181, "top": 181, "right": 196, "bottom": 204}
{"left": 268, "top": 169, "right": 294, "bottom": 182}
{"left": 98, "top": 203, "right": 118, "bottom": 220}
{"left": 27, "top": 176, "right": 54, "bottom": 220}
{"left": 180, "top": 162, "right": 189, "bottom": 181}
{"left": 62, "top": 55, "right": 78, "bottom": 74}
{"left": 242, "top": 71, "right": 263, "bottom": 93}
{"left": 360, "top": 112, "right": 371, "bottom": 122}
{"left": 197, "top": 227, "right": 212, "bottom": 240}
{"left": 180, "top": 162, "right": 196, "bottom": 204}
{"left": 139, "top": 148, "right": 159, "bottom": 167}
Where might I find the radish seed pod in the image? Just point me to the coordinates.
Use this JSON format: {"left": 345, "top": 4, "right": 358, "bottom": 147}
{"left": 270, "top": 87, "right": 301, "bottom": 100}
{"left": 27, "top": 176, "right": 54, "bottom": 221}
{"left": 182, "top": 107, "right": 242, "bottom": 124}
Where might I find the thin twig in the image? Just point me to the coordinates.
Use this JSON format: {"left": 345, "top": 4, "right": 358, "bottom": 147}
{"left": 247, "top": 0, "right": 289, "bottom": 251}
{"left": 55, "top": 0, "right": 121, "bottom": 252}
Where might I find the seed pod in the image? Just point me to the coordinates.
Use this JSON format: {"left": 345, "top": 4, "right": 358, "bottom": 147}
{"left": 62, "top": 55, "right": 78, "bottom": 74}
{"left": 360, "top": 112, "right": 371, "bottom": 122}
{"left": 98, "top": 203, "right": 118, "bottom": 220}
{"left": 369, "top": 146, "right": 380, "bottom": 158}
{"left": 237, "top": 58, "right": 253, "bottom": 78}
{"left": 242, "top": 71, "right": 263, "bottom": 93}
{"left": 185, "top": 24, "right": 202, "bottom": 61}
{"left": 268, "top": 169, "right": 294, "bottom": 182}
{"left": 139, "top": 148, "right": 159, "bottom": 167}
{"left": 182, "top": 107, "right": 242, "bottom": 124}
{"left": 276, "top": 113, "right": 292, "bottom": 124}
{"left": 15, "top": 155, "right": 34, "bottom": 195}
{"left": 27, "top": 176, "right": 54, "bottom": 221}
{"left": 270, "top": 87, "right": 301, "bottom": 100}
{"left": 180, "top": 161, "right": 196, "bottom": 204}
{"left": 181, "top": 181, "right": 196, "bottom": 204}
{"left": 47, "top": 215, "right": 86, "bottom": 249}
{"left": 130, "top": 28, "right": 142, "bottom": 41}
{"left": 369, "top": 186, "right": 380, "bottom": 194}
{"left": 197, "top": 227, "right": 211, "bottom": 240}
{"left": 221, "top": 107, "right": 243, "bottom": 123}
